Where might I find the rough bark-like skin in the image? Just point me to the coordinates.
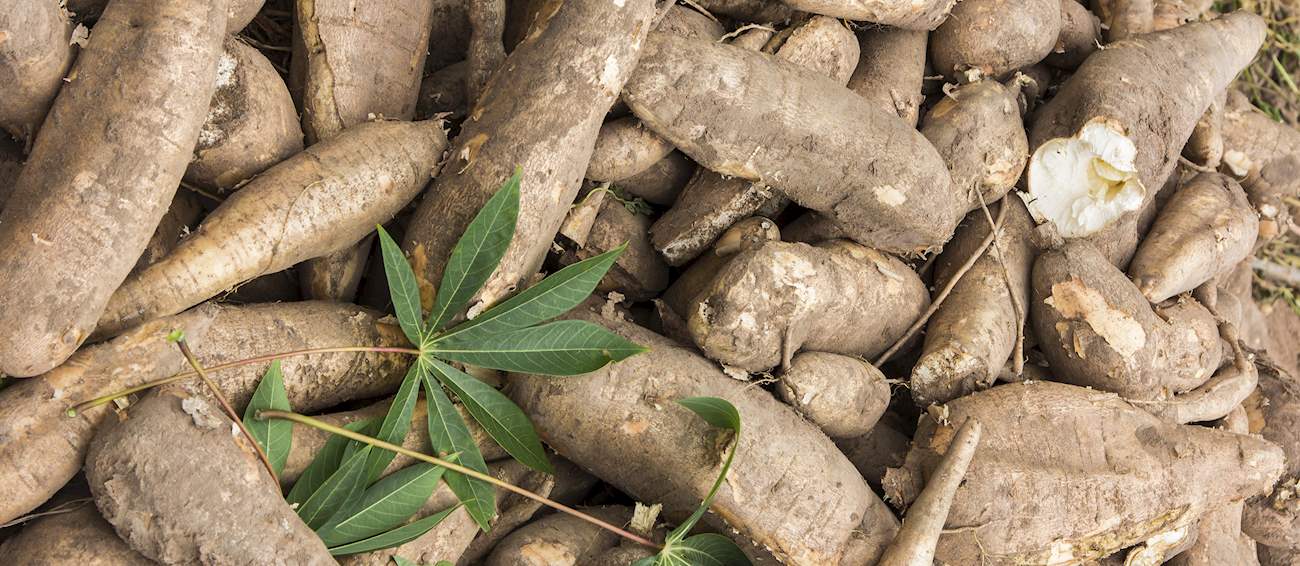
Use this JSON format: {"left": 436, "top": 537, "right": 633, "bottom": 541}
{"left": 0, "top": 0, "right": 76, "bottom": 142}
{"left": 630, "top": 33, "right": 958, "bottom": 255}
{"left": 1153, "top": 0, "right": 1211, "bottom": 31}
{"left": 403, "top": 0, "right": 655, "bottom": 317}
{"left": 1031, "top": 241, "right": 1223, "bottom": 401}
{"left": 509, "top": 302, "right": 900, "bottom": 566}
{"left": 1046, "top": 0, "right": 1101, "bottom": 69}
{"left": 1183, "top": 88, "right": 1226, "bottom": 168}
{"left": 836, "top": 412, "right": 912, "bottom": 491}
{"left": 1129, "top": 173, "right": 1258, "bottom": 303}
{"left": 587, "top": 116, "right": 678, "bottom": 182}
{"left": 777, "top": 351, "right": 890, "bottom": 438}
{"left": 185, "top": 38, "right": 304, "bottom": 192}
{"left": 0, "top": 301, "right": 409, "bottom": 525}
{"left": 96, "top": 120, "right": 447, "bottom": 338}
{"left": 781, "top": 0, "right": 956, "bottom": 29}
{"left": 417, "top": 60, "right": 469, "bottom": 121}
{"left": 616, "top": 150, "right": 694, "bottom": 206}
{"left": 692, "top": 0, "right": 794, "bottom": 21}
{"left": 1029, "top": 12, "right": 1266, "bottom": 267}
{"left": 466, "top": 0, "right": 507, "bottom": 105}
{"left": 429, "top": 0, "right": 471, "bottom": 70}
{"left": 0, "top": 504, "right": 152, "bottom": 565}
{"left": 688, "top": 240, "right": 930, "bottom": 371}
{"left": 85, "top": 389, "right": 334, "bottom": 565}
{"left": 930, "top": 0, "right": 1061, "bottom": 81}
{"left": 1093, "top": 0, "right": 1154, "bottom": 41}
{"left": 884, "top": 381, "right": 1285, "bottom": 565}
{"left": 1243, "top": 364, "right": 1300, "bottom": 550}
{"left": 920, "top": 79, "right": 1028, "bottom": 211}
{"left": 0, "top": 0, "right": 226, "bottom": 377}
{"left": 1223, "top": 90, "right": 1300, "bottom": 214}
{"left": 485, "top": 506, "right": 629, "bottom": 566}
{"left": 0, "top": 135, "right": 23, "bottom": 210}
{"left": 847, "top": 26, "right": 928, "bottom": 127}
{"left": 66, "top": 0, "right": 263, "bottom": 31}
{"left": 131, "top": 191, "right": 203, "bottom": 276}
{"left": 561, "top": 200, "right": 667, "bottom": 301}
{"left": 911, "top": 198, "right": 1036, "bottom": 406}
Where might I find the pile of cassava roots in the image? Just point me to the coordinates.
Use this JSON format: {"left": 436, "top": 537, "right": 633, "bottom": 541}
{"left": 4, "top": 0, "right": 1300, "bottom": 564}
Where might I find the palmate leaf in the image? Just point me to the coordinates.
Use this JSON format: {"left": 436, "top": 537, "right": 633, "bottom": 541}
{"left": 316, "top": 463, "right": 446, "bottom": 547}
{"left": 241, "top": 360, "right": 292, "bottom": 475}
{"left": 668, "top": 397, "right": 741, "bottom": 544}
{"left": 365, "top": 363, "right": 424, "bottom": 482}
{"left": 287, "top": 418, "right": 378, "bottom": 505}
{"left": 426, "top": 170, "right": 521, "bottom": 334}
{"left": 326, "top": 505, "right": 459, "bottom": 556}
{"left": 297, "top": 446, "right": 375, "bottom": 529}
{"left": 654, "top": 534, "right": 750, "bottom": 566}
{"left": 427, "top": 359, "right": 551, "bottom": 473}
{"left": 431, "top": 245, "right": 625, "bottom": 345}
{"left": 422, "top": 373, "right": 495, "bottom": 530}
{"left": 377, "top": 225, "right": 425, "bottom": 345}
{"left": 432, "top": 320, "right": 648, "bottom": 376}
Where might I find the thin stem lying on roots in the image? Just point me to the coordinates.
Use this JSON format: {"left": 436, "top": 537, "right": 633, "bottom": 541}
{"left": 176, "top": 339, "right": 279, "bottom": 483}
{"left": 874, "top": 201, "right": 1009, "bottom": 367}
{"left": 68, "top": 345, "right": 422, "bottom": 416}
{"left": 973, "top": 192, "right": 1024, "bottom": 377}
{"left": 257, "top": 410, "right": 663, "bottom": 551}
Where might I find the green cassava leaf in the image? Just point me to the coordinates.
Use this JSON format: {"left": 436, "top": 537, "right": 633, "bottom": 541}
{"left": 317, "top": 463, "right": 446, "bottom": 547}
{"left": 668, "top": 398, "right": 741, "bottom": 544}
{"left": 287, "top": 418, "right": 378, "bottom": 505}
{"left": 365, "top": 363, "right": 424, "bottom": 481}
{"left": 377, "top": 225, "right": 425, "bottom": 345}
{"left": 432, "top": 320, "right": 647, "bottom": 375}
{"left": 431, "top": 245, "right": 625, "bottom": 345}
{"left": 427, "top": 359, "right": 551, "bottom": 473}
{"left": 656, "top": 534, "right": 750, "bottom": 566}
{"left": 633, "top": 558, "right": 657, "bottom": 566}
{"left": 422, "top": 373, "right": 495, "bottom": 530}
{"left": 297, "top": 446, "right": 374, "bottom": 529}
{"left": 241, "top": 360, "right": 292, "bottom": 475}
{"left": 327, "top": 505, "right": 459, "bottom": 556}
{"left": 391, "top": 558, "right": 418, "bottom": 566}
{"left": 426, "top": 170, "right": 521, "bottom": 334}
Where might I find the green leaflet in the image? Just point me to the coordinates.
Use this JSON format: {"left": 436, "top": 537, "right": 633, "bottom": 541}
{"left": 655, "top": 534, "right": 750, "bottom": 566}
{"left": 317, "top": 463, "right": 446, "bottom": 547}
{"left": 365, "top": 363, "right": 424, "bottom": 481}
{"left": 432, "top": 320, "right": 648, "bottom": 376}
{"left": 377, "top": 225, "right": 425, "bottom": 345}
{"left": 422, "top": 373, "right": 495, "bottom": 530}
{"left": 428, "top": 359, "right": 551, "bottom": 473}
{"left": 326, "top": 505, "right": 459, "bottom": 556}
{"left": 287, "top": 419, "right": 378, "bottom": 505}
{"left": 668, "top": 398, "right": 741, "bottom": 544}
{"left": 425, "top": 170, "right": 521, "bottom": 333}
{"left": 241, "top": 360, "right": 292, "bottom": 475}
{"left": 297, "top": 446, "right": 374, "bottom": 529}
{"left": 431, "top": 245, "right": 625, "bottom": 345}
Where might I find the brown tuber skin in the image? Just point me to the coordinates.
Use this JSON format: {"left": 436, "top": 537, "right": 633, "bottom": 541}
{"left": 0, "top": 0, "right": 228, "bottom": 377}
{"left": 1093, "top": 0, "right": 1155, "bottom": 41}
{"left": 1222, "top": 89, "right": 1300, "bottom": 218}
{"left": 0, "top": 0, "right": 76, "bottom": 143}
{"left": 484, "top": 506, "right": 630, "bottom": 566}
{"left": 403, "top": 0, "right": 654, "bottom": 318}
{"left": 559, "top": 199, "right": 668, "bottom": 301}
{"left": 1128, "top": 172, "right": 1259, "bottom": 303}
{"left": 848, "top": 26, "right": 928, "bottom": 127}
{"left": 1183, "top": 88, "right": 1227, "bottom": 169}
{"left": 688, "top": 240, "right": 930, "bottom": 372}
{"left": 95, "top": 120, "right": 447, "bottom": 338}
{"left": 85, "top": 388, "right": 334, "bottom": 565}
{"left": 510, "top": 302, "right": 900, "bottom": 565}
{"left": 780, "top": 0, "right": 957, "bottom": 30}
{"left": 920, "top": 79, "right": 1029, "bottom": 211}
{"left": 185, "top": 37, "right": 304, "bottom": 192}
{"left": 0, "top": 504, "right": 152, "bottom": 565}
{"left": 1045, "top": 0, "right": 1102, "bottom": 69}
{"left": 929, "top": 0, "right": 1062, "bottom": 82}
{"left": 0, "top": 301, "right": 409, "bottom": 525}
{"left": 1243, "top": 362, "right": 1300, "bottom": 551}
{"left": 884, "top": 381, "right": 1285, "bottom": 565}
{"left": 836, "top": 412, "right": 913, "bottom": 491}
{"left": 777, "top": 351, "right": 891, "bottom": 439}
{"left": 616, "top": 150, "right": 695, "bottom": 206}
{"left": 626, "top": 32, "right": 961, "bottom": 255}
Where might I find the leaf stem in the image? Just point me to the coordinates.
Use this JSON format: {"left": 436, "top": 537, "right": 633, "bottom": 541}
{"left": 68, "top": 346, "right": 422, "bottom": 416}
{"left": 176, "top": 339, "right": 279, "bottom": 483}
{"left": 258, "top": 410, "right": 662, "bottom": 551}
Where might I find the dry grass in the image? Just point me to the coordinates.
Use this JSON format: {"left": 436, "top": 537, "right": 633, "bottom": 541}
{"left": 1218, "top": 0, "right": 1300, "bottom": 124}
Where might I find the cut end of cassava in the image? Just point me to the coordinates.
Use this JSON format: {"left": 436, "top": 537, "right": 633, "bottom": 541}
{"left": 1026, "top": 118, "right": 1146, "bottom": 238}
{"left": 911, "top": 344, "right": 993, "bottom": 407}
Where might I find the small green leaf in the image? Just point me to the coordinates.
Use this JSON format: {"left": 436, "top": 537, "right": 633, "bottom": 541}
{"left": 241, "top": 360, "right": 292, "bottom": 475}
{"left": 428, "top": 359, "right": 551, "bottom": 473}
{"left": 435, "top": 562, "right": 453, "bottom": 566}
{"left": 297, "top": 446, "right": 374, "bottom": 529}
{"left": 633, "top": 557, "right": 657, "bottom": 566}
{"left": 317, "top": 463, "right": 446, "bottom": 547}
{"left": 391, "top": 558, "right": 418, "bottom": 566}
{"left": 432, "top": 245, "right": 626, "bottom": 345}
{"left": 433, "top": 320, "right": 648, "bottom": 375}
{"left": 426, "top": 170, "right": 521, "bottom": 334}
{"left": 668, "top": 397, "right": 741, "bottom": 544}
{"left": 287, "top": 418, "right": 378, "bottom": 505}
{"left": 423, "top": 374, "right": 495, "bottom": 530}
{"left": 656, "top": 534, "right": 750, "bottom": 566}
{"left": 377, "top": 225, "right": 425, "bottom": 345}
{"left": 165, "top": 329, "right": 185, "bottom": 343}
{"left": 327, "top": 505, "right": 458, "bottom": 556}
{"left": 365, "top": 364, "right": 424, "bottom": 481}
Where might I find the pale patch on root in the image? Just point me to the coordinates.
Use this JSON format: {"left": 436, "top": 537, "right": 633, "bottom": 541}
{"left": 1123, "top": 524, "right": 1191, "bottom": 566}
{"left": 1045, "top": 278, "right": 1146, "bottom": 358}
{"left": 1026, "top": 119, "right": 1145, "bottom": 238}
